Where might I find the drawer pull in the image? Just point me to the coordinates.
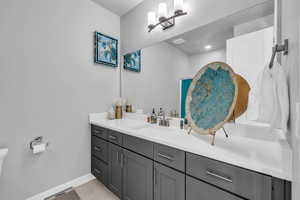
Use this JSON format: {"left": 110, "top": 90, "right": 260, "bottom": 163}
{"left": 157, "top": 153, "right": 174, "bottom": 162}
{"left": 108, "top": 135, "right": 117, "bottom": 140}
{"left": 94, "top": 168, "right": 102, "bottom": 175}
{"left": 93, "top": 130, "right": 102, "bottom": 134}
{"left": 93, "top": 146, "right": 102, "bottom": 152}
{"left": 117, "top": 151, "right": 119, "bottom": 162}
{"left": 120, "top": 153, "right": 124, "bottom": 168}
{"left": 206, "top": 170, "right": 233, "bottom": 183}
{"left": 154, "top": 167, "right": 158, "bottom": 185}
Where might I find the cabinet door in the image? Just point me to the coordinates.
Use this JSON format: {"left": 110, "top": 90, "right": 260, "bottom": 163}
{"left": 123, "top": 149, "right": 153, "bottom": 200}
{"left": 154, "top": 162, "right": 185, "bottom": 200}
{"left": 108, "top": 143, "right": 122, "bottom": 198}
{"left": 186, "top": 176, "right": 244, "bottom": 200}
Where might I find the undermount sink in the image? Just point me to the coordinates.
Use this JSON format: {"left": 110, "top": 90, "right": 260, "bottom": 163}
{"left": 137, "top": 126, "right": 184, "bottom": 138}
{"left": 112, "top": 119, "right": 149, "bottom": 130}
{"left": 0, "top": 148, "right": 8, "bottom": 176}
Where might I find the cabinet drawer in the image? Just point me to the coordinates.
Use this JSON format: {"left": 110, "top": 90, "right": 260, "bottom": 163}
{"left": 92, "top": 136, "right": 108, "bottom": 163}
{"left": 186, "top": 153, "right": 272, "bottom": 200}
{"left": 91, "top": 125, "right": 107, "bottom": 139}
{"left": 92, "top": 157, "right": 108, "bottom": 187}
{"left": 154, "top": 143, "right": 185, "bottom": 172}
{"left": 123, "top": 135, "right": 153, "bottom": 158}
{"left": 186, "top": 176, "right": 244, "bottom": 200}
{"left": 107, "top": 130, "right": 123, "bottom": 145}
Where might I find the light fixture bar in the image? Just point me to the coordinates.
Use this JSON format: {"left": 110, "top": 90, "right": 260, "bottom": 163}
{"left": 148, "top": 11, "right": 187, "bottom": 32}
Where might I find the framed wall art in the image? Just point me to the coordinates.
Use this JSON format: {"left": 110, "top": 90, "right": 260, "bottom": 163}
{"left": 94, "top": 32, "right": 118, "bottom": 67}
{"left": 123, "top": 50, "right": 141, "bottom": 72}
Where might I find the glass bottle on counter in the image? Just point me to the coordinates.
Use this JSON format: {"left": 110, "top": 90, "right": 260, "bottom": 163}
{"left": 150, "top": 108, "right": 157, "bottom": 124}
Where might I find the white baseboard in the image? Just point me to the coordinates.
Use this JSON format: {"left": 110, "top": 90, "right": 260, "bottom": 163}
{"left": 26, "top": 173, "right": 95, "bottom": 200}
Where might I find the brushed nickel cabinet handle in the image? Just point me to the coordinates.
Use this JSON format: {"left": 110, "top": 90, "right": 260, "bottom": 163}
{"left": 157, "top": 152, "right": 174, "bottom": 162}
{"left": 94, "top": 168, "right": 101, "bottom": 175}
{"left": 206, "top": 170, "right": 233, "bottom": 183}
{"left": 120, "top": 153, "right": 124, "bottom": 168}
{"left": 93, "top": 146, "right": 102, "bottom": 152}
{"left": 93, "top": 130, "right": 102, "bottom": 134}
{"left": 154, "top": 167, "right": 158, "bottom": 185}
{"left": 108, "top": 135, "right": 117, "bottom": 140}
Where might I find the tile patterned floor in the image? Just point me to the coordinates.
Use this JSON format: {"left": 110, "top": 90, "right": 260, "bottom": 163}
{"left": 75, "top": 180, "right": 119, "bottom": 200}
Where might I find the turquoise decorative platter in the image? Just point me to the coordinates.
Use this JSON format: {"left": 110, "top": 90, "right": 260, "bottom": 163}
{"left": 186, "top": 62, "right": 238, "bottom": 135}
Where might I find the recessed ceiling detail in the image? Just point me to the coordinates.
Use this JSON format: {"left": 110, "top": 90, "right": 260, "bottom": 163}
{"left": 173, "top": 38, "right": 186, "bottom": 45}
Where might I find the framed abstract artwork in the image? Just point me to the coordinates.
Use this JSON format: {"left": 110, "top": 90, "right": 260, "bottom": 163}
{"left": 123, "top": 50, "right": 141, "bottom": 72}
{"left": 94, "top": 32, "right": 118, "bottom": 67}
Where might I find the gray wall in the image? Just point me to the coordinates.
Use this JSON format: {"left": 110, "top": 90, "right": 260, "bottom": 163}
{"left": 280, "top": 0, "right": 300, "bottom": 199}
{"left": 189, "top": 49, "right": 226, "bottom": 76}
{"left": 120, "top": 0, "right": 271, "bottom": 54}
{"left": 122, "top": 42, "right": 190, "bottom": 114}
{"left": 298, "top": 9, "right": 300, "bottom": 199}
{"left": 121, "top": 45, "right": 226, "bottom": 115}
{"left": 298, "top": 8, "right": 300, "bottom": 199}
{"left": 0, "top": 0, "right": 120, "bottom": 199}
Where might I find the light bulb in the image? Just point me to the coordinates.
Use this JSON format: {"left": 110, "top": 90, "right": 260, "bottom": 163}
{"left": 148, "top": 11, "right": 156, "bottom": 27}
{"left": 205, "top": 45, "right": 212, "bottom": 50}
{"left": 174, "top": 0, "right": 184, "bottom": 14}
{"left": 158, "top": 2, "right": 167, "bottom": 21}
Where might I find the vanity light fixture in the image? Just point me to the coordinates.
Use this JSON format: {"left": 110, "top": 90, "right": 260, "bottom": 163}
{"left": 147, "top": 0, "right": 187, "bottom": 32}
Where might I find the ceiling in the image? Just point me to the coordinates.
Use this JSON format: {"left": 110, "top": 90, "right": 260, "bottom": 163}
{"left": 166, "top": 0, "right": 274, "bottom": 55}
{"left": 92, "top": 0, "right": 144, "bottom": 16}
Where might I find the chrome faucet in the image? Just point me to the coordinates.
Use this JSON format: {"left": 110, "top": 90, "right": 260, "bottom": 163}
{"left": 158, "top": 109, "right": 170, "bottom": 127}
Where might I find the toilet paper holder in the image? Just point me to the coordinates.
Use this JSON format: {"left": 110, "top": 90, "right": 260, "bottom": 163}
{"left": 29, "top": 136, "right": 49, "bottom": 150}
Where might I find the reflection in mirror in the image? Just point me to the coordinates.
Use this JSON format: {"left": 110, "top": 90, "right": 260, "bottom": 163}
{"left": 122, "top": 0, "right": 274, "bottom": 125}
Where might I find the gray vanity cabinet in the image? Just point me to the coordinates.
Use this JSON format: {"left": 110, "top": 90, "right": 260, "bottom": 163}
{"left": 91, "top": 125, "right": 291, "bottom": 200}
{"left": 154, "top": 162, "right": 185, "bottom": 200}
{"left": 108, "top": 143, "right": 122, "bottom": 198}
{"left": 122, "top": 149, "right": 153, "bottom": 200}
{"left": 186, "top": 176, "right": 244, "bottom": 200}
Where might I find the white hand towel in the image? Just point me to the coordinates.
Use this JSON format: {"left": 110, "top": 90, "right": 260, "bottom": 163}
{"left": 246, "top": 64, "right": 275, "bottom": 123}
{"left": 269, "top": 61, "right": 289, "bottom": 133}
{"left": 246, "top": 61, "right": 289, "bottom": 133}
{"left": 257, "top": 66, "right": 276, "bottom": 123}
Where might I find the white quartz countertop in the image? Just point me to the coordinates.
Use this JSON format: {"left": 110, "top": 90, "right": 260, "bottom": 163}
{"left": 89, "top": 113, "right": 292, "bottom": 181}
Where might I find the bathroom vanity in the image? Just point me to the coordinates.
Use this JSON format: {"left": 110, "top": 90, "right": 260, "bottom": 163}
{"left": 89, "top": 114, "right": 292, "bottom": 200}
